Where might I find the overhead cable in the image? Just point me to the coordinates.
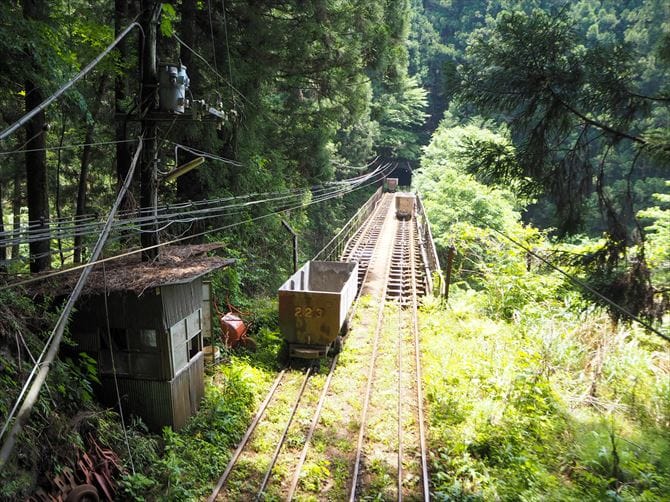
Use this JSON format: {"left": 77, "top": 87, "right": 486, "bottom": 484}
{"left": 448, "top": 201, "right": 670, "bottom": 343}
{"left": 0, "top": 162, "right": 390, "bottom": 292}
{"left": 0, "top": 21, "right": 142, "bottom": 142}
{"left": 0, "top": 137, "right": 143, "bottom": 467}
{"left": 0, "top": 138, "right": 146, "bottom": 157}
{"left": 0, "top": 161, "right": 390, "bottom": 246}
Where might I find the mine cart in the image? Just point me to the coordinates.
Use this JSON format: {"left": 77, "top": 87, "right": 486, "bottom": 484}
{"left": 395, "top": 192, "right": 416, "bottom": 220}
{"left": 385, "top": 177, "right": 399, "bottom": 193}
{"left": 278, "top": 260, "right": 358, "bottom": 359}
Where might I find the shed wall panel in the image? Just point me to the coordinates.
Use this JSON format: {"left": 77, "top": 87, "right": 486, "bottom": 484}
{"left": 74, "top": 292, "right": 164, "bottom": 331}
{"left": 161, "top": 279, "right": 203, "bottom": 329}
{"left": 101, "top": 377, "right": 172, "bottom": 431}
{"left": 171, "top": 369, "right": 191, "bottom": 430}
{"left": 189, "top": 353, "right": 205, "bottom": 413}
{"left": 201, "top": 282, "right": 212, "bottom": 341}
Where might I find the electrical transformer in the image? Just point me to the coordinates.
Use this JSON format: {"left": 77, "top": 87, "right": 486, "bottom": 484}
{"left": 159, "top": 64, "right": 189, "bottom": 114}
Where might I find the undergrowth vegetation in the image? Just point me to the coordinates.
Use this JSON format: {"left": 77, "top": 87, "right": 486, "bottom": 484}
{"left": 421, "top": 291, "right": 670, "bottom": 500}
{"left": 416, "top": 119, "right": 670, "bottom": 500}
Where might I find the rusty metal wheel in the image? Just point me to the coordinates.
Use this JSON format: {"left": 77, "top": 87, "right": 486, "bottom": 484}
{"left": 64, "top": 484, "right": 99, "bottom": 502}
{"left": 328, "top": 335, "right": 343, "bottom": 356}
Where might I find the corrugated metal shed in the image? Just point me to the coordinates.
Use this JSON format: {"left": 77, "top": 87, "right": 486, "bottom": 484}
{"left": 65, "top": 245, "right": 231, "bottom": 431}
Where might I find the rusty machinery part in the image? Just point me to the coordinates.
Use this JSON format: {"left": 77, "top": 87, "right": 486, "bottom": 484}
{"left": 213, "top": 298, "right": 251, "bottom": 348}
{"left": 30, "top": 436, "right": 121, "bottom": 502}
{"left": 64, "top": 484, "right": 99, "bottom": 502}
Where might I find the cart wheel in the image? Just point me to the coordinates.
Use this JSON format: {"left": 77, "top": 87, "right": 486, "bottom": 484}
{"left": 329, "top": 335, "right": 343, "bottom": 356}
{"left": 339, "top": 319, "right": 349, "bottom": 337}
{"left": 240, "top": 337, "right": 257, "bottom": 351}
{"left": 65, "top": 484, "right": 99, "bottom": 502}
{"left": 277, "top": 340, "right": 290, "bottom": 366}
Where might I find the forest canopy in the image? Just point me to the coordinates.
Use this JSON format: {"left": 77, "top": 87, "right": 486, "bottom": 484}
{"left": 0, "top": 0, "right": 669, "bottom": 499}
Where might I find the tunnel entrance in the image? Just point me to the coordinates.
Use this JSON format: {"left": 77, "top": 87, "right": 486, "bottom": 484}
{"left": 389, "top": 163, "right": 412, "bottom": 187}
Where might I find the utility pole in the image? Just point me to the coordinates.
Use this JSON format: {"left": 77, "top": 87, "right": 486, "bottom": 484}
{"left": 139, "top": 0, "right": 161, "bottom": 261}
{"left": 23, "top": 0, "right": 51, "bottom": 273}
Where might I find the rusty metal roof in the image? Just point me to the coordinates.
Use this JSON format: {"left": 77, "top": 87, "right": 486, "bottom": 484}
{"left": 36, "top": 244, "right": 233, "bottom": 296}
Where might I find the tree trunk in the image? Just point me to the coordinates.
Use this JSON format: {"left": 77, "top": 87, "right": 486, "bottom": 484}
{"left": 55, "top": 112, "right": 66, "bottom": 267}
{"left": 24, "top": 80, "right": 50, "bottom": 273}
{"left": 73, "top": 126, "right": 94, "bottom": 264}
{"left": 176, "top": 0, "right": 204, "bottom": 203}
{"left": 23, "top": 0, "right": 50, "bottom": 273}
{"left": 74, "top": 77, "right": 108, "bottom": 264}
{"left": 115, "top": 0, "right": 132, "bottom": 203}
{"left": 0, "top": 182, "right": 6, "bottom": 273}
{"left": 12, "top": 167, "right": 21, "bottom": 261}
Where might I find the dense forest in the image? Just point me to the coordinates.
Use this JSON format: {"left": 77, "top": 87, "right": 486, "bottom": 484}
{"left": 0, "top": 0, "right": 668, "bottom": 500}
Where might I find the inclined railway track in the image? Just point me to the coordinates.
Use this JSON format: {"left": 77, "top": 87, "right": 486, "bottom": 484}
{"left": 208, "top": 193, "right": 431, "bottom": 501}
{"left": 349, "top": 215, "right": 430, "bottom": 500}
{"left": 341, "top": 194, "right": 392, "bottom": 287}
{"left": 208, "top": 195, "right": 390, "bottom": 501}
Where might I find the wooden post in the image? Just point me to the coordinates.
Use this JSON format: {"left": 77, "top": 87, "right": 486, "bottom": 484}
{"left": 281, "top": 220, "right": 298, "bottom": 272}
{"left": 139, "top": 0, "right": 161, "bottom": 261}
{"left": 444, "top": 246, "right": 456, "bottom": 301}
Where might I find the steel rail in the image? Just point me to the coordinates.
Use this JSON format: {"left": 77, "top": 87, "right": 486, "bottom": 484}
{"left": 207, "top": 369, "right": 287, "bottom": 501}
{"left": 286, "top": 355, "right": 339, "bottom": 500}
{"left": 213, "top": 193, "right": 397, "bottom": 501}
{"left": 397, "top": 220, "right": 407, "bottom": 501}
{"left": 385, "top": 214, "right": 430, "bottom": 500}
{"left": 255, "top": 366, "right": 313, "bottom": 500}
{"left": 342, "top": 195, "right": 393, "bottom": 290}
{"left": 349, "top": 201, "right": 396, "bottom": 502}
{"left": 288, "top": 195, "right": 391, "bottom": 500}
{"left": 411, "top": 217, "right": 431, "bottom": 500}
{"left": 339, "top": 192, "right": 386, "bottom": 261}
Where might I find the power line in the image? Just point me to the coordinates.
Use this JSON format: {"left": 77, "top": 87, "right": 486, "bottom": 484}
{"left": 0, "top": 138, "right": 145, "bottom": 157}
{"left": 173, "top": 33, "right": 248, "bottom": 106}
{"left": 0, "top": 162, "right": 390, "bottom": 246}
{"left": 0, "top": 183, "right": 369, "bottom": 250}
{"left": 454, "top": 207, "right": 670, "bottom": 342}
{"left": 0, "top": 136, "right": 144, "bottom": 466}
{"left": 0, "top": 21, "right": 142, "bottom": 142}
{"left": 173, "top": 143, "right": 242, "bottom": 166}
{"left": 207, "top": 0, "right": 219, "bottom": 75}
{"left": 0, "top": 160, "right": 384, "bottom": 230}
{"left": 220, "top": 0, "right": 235, "bottom": 108}
{"left": 0, "top": 163, "right": 390, "bottom": 291}
{"left": 0, "top": 165, "right": 385, "bottom": 461}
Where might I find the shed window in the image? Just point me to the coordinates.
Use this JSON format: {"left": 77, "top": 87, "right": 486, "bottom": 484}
{"left": 100, "top": 328, "right": 130, "bottom": 375}
{"left": 100, "top": 327, "right": 161, "bottom": 378}
{"left": 170, "top": 308, "right": 202, "bottom": 375}
{"left": 110, "top": 328, "right": 129, "bottom": 350}
{"left": 139, "top": 329, "right": 158, "bottom": 349}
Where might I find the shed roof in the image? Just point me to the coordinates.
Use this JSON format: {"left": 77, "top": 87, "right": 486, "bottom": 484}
{"left": 38, "top": 244, "right": 233, "bottom": 296}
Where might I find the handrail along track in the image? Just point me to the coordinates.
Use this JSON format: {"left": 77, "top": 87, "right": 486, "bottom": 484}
{"left": 208, "top": 190, "right": 391, "bottom": 501}
{"left": 208, "top": 190, "right": 437, "bottom": 500}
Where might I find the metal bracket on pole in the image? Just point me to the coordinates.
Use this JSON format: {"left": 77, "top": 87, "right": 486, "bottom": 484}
{"left": 281, "top": 220, "right": 298, "bottom": 273}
